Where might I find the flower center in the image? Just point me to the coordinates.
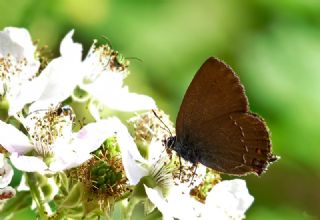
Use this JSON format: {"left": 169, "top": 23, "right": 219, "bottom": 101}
{"left": 0, "top": 54, "right": 34, "bottom": 96}
{"left": 67, "top": 136, "right": 130, "bottom": 211}
{"left": 83, "top": 42, "right": 128, "bottom": 84}
{"left": 26, "top": 106, "right": 74, "bottom": 157}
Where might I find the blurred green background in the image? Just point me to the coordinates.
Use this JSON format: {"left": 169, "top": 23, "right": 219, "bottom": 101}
{"left": 1, "top": 0, "right": 320, "bottom": 219}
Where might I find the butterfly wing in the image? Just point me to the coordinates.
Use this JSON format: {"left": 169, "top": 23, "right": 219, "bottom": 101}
{"left": 176, "top": 57, "right": 277, "bottom": 175}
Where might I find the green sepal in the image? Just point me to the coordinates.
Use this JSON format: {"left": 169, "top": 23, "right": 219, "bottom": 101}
{"left": 59, "top": 182, "right": 84, "bottom": 208}
{"left": 54, "top": 172, "right": 69, "bottom": 194}
{"left": 132, "top": 176, "right": 157, "bottom": 200}
{"left": 72, "top": 86, "right": 90, "bottom": 102}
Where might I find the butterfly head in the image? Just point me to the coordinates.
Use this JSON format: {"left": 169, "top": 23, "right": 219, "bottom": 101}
{"left": 164, "top": 136, "right": 176, "bottom": 149}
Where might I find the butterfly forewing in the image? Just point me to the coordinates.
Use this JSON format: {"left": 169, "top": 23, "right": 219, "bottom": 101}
{"left": 176, "top": 58, "right": 248, "bottom": 139}
{"left": 175, "top": 57, "right": 276, "bottom": 175}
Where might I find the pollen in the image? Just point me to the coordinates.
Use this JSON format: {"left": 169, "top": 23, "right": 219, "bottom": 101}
{"left": 128, "top": 109, "right": 175, "bottom": 145}
{"left": 189, "top": 168, "right": 221, "bottom": 203}
{"left": 68, "top": 136, "right": 130, "bottom": 211}
{"left": 0, "top": 54, "right": 34, "bottom": 95}
{"left": 26, "top": 105, "right": 74, "bottom": 157}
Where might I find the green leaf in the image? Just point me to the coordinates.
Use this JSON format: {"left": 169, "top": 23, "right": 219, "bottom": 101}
{"left": 0, "top": 191, "right": 32, "bottom": 219}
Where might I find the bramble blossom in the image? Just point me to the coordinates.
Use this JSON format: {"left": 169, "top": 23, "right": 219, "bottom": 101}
{"left": 80, "top": 41, "right": 156, "bottom": 114}
{"left": 0, "top": 106, "right": 118, "bottom": 173}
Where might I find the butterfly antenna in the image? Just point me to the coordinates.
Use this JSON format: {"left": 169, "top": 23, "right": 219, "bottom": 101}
{"left": 152, "top": 109, "right": 173, "bottom": 137}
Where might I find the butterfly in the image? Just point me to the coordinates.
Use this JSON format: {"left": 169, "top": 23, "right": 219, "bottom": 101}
{"left": 165, "top": 57, "right": 279, "bottom": 176}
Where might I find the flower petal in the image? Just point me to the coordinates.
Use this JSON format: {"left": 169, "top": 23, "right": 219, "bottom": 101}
{"left": 49, "top": 149, "right": 92, "bottom": 172}
{"left": 204, "top": 179, "right": 254, "bottom": 220}
{"left": 49, "top": 138, "right": 93, "bottom": 172}
{"left": 107, "top": 117, "right": 148, "bottom": 185}
{"left": 81, "top": 64, "right": 156, "bottom": 112}
{"left": 10, "top": 153, "right": 48, "bottom": 172}
{"left": 72, "top": 119, "right": 118, "bottom": 153}
{"left": 144, "top": 186, "right": 174, "bottom": 220}
{"left": 49, "top": 117, "right": 143, "bottom": 172}
{"left": 101, "top": 88, "right": 157, "bottom": 112}
{"left": 29, "top": 30, "right": 83, "bottom": 111}
{"left": 60, "top": 30, "right": 82, "bottom": 61}
{"left": 8, "top": 73, "right": 47, "bottom": 116}
{"left": 0, "top": 120, "right": 33, "bottom": 154}
{"left": 0, "top": 154, "right": 14, "bottom": 188}
{"left": 0, "top": 27, "right": 37, "bottom": 63}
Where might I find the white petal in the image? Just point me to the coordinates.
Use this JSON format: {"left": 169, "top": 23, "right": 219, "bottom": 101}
{"left": 17, "top": 174, "right": 29, "bottom": 191}
{"left": 49, "top": 150, "right": 92, "bottom": 172}
{"left": 144, "top": 186, "right": 175, "bottom": 220}
{"left": 81, "top": 68, "right": 156, "bottom": 112}
{"left": 10, "top": 153, "right": 48, "bottom": 172}
{"left": 72, "top": 119, "right": 117, "bottom": 153}
{"left": 0, "top": 120, "right": 33, "bottom": 154}
{"left": 101, "top": 88, "right": 157, "bottom": 112}
{"left": 49, "top": 140, "right": 93, "bottom": 172}
{"left": 60, "top": 30, "right": 82, "bottom": 61}
{"left": 204, "top": 179, "right": 254, "bottom": 220}
{"left": 29, "top": 31, "right": 83, "bottom": 111}
{"left": 0, "top": 27, "right": 37, "bottom": 63}
{"left": 0, "top": 155, "right": 14, "bottom": 188}
{"left": 107, "top": 117, "right": 148, "bottom": 185}
{"left": 8, "top": 73, "right": 47, "bottom": 116}
{"left": 29, "top": 58, "right": 82, "bottom": 111}
{"left": 50, "top": 118, "right": 131, "bottom": 172}
{"left": 88, "top": 99, "right": 102, "bottom": 121}
{"left": 167, "top": 185, "right": 205, "bottom": 220}
{"left": 145, "top": 184, "right": 202, "bottom": 220}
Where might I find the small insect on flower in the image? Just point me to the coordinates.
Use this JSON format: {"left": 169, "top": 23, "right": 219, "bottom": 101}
{"left": 80, "top": 40, "right": 156, "bottom": 112}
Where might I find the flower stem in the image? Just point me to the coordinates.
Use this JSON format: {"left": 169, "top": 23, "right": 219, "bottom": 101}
{"left": 26, "top": 173, "right": 48, "bottom": 220}
{"left": 121, "top": 197, "right": 140, "bottom": 220}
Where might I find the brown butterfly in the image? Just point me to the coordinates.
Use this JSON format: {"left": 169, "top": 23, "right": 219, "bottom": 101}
{"left": 165, "top": 57, "right": 279, "bottom": 176}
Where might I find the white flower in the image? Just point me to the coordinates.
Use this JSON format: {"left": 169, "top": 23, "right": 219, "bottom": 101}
{"left": 79, "top": 41, "right": 156, "bottom": 113}
{"left": 0, "top": 27, "right": 41, "bottom": 116}
{"left": 0, "top": 106, "right": 117, "bottom": 173}
{"left": 29, "top": 30, "right": 83, "bottom": 112}
{"left": 102, "top": 117, "right": 148, "bottom": 185}
{"left": 145, "top": 179, "right": 254, "bottom": 220}
{"left": 0, "top": 153, "right": 14, "bottom": 188}
{"left": 0, "top": 27, "right": 83, "bottom": 116}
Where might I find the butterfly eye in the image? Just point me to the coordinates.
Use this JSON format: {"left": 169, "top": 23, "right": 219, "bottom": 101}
{"left": 165, "top": 136, "right": 176, "bottom": 149}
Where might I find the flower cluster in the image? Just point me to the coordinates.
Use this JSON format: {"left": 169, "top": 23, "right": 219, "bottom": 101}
{"left": 0, "top": 27, "right": 254, "bottom": 220}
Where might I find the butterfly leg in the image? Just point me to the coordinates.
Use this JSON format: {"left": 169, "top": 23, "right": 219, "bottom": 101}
{"left": 189, "top": 164, "right": 198, "bottom": 187}
{"left": 179, "top": 156, "right": 183, "bottom": 180}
